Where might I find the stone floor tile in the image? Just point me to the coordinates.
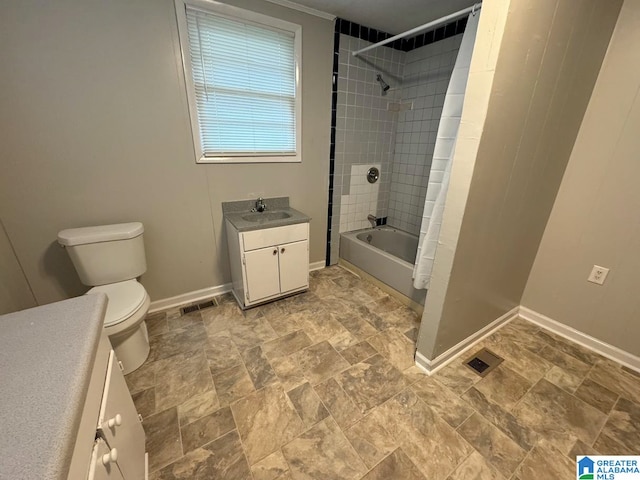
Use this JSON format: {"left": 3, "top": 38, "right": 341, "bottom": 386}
{"left": 153, "top": 430, "right": 251, "bottom": 479}
{"left": 481, "top": 335, "right": 553, "bottom": 382}
{"left": 344, "top": 409, "right": 398, "bottom": 469}
{"left": 205, "top": 331, "right": 243, "bottom": 375}
{"left": 286, "top": 382, "right": 329, "bottom": 427}
{"left": 177, "top": 390, "right": 220, "bottom": 426}
{"left": 514, "top": 441, "right": 575, "bottom": 480}
{"left": 433, "top": 360, "right": 481, "bottom": 395}
{"left": 411, "top": 376, "right": 475, "bottom": 428}
{"left": 567, "top": 439, "right": 599, "bottom": 458}
{"left": 314, "top": 377, "right": 363, "bottom": 429}
{"left": 145, "top": 407, "right": 182, "bottom": 472}
{"left": 457, "top": 413, "right": 527, "bottom": 478}
{"left": 231, "top": 384, "right": 305, "bottom": 464}
{"left": 589, "top": 360, "right": 640, "bottom": 401}
{"left": 282, "top": 417, "right": 367, "bottom": 480}
{"left": 293, "top": 340, "right": 351, "bottom": 385}
{"left": 251, "top": 450, "right": 290, "bottom": 480}
{"left": 512, "top": 379, "right": 607, "bottom": 453}
{"left": 474, "top": 365, "right": 532, "bottom": 410}
{"left": 486, "top": 321, "right": 548, "bottom": 355}
{"left": 201, "top": 302, "right": 245, "bottom": 336}
{"left": 335, "top": 354, "right": 408, "bottom": 414}
{"left": 147, "top": 323, "right": 208, "bottom": 363}
{"left": 333, "top": 309, "right": 381, "bottom": 340}
{"left": 180, "top": 406, "right": 236, "bottom": 454}
{"left": 327, "top": 329, "right": 360, "bottom": 351}
{"left": 374, "top": 306, "right": 421, "bottom": 331}
{"left": 367, "top": 328, "right": 415, "bottom": 371}
{"left": 340, "top": 341, "right": 378, "bottom": 365}
{"left": 360, "top": 448, "right": 426, "bottom": 480}
{"left": 167, "top": 310, "right": 202, "bottom": 331}
{"left": 574, "top": 377, "right": 619, "bottom": 414}
{"left": 228, "top": 317, "right": 278, "bottom": 350}
{"left": 600, "top": 397, "right": 640, "bottom": 452}
{"left": 266, "top": 311, "right": 302, "bottom": 336}
{"left": 154, "top": 350, "right": 214, "bottom": 412}
{"left": 262, "top": 330, "right": 313, "bottom": 360}
{"left": 146, "top": 312, "right": 169, "bottom": 338}
{"left": 536, "top": 330, "right": 604, "bottom": 365}
{"left": 291, "top": 309, "right": 351, "bottom": 344}
{"left": 446, "top": 451, "right": 506, "bottom": 480}
{"left": 375, "top": 389, "right": 472, "bottom": 479}
{"left": 404, "top": 327, "right": 419, "bottom": 342}
{"left": 132, "top": 387, "right": 156, "bottom": 419}
{"left": 270, "top": 355, "right": 307, "bottom": 391}
{"left": 462, "top": 387, "right": 538, "bottom": 451}
{"left": 593, "top": 431, "right": 638, "bottom": 455}
{"left": 544, "top": 365, "right": 584, "bottom": 393}
{"left": 241, "top": 345, "right": 279, "bottom": 390}
{"left": 211, "top": 364, "right": 255, "bottom": 407}
{"left": 538, "top": 345, "right": 591, "bottom": 383}
{"left": 125, "top": 358, "right": 157, "bottom": 395}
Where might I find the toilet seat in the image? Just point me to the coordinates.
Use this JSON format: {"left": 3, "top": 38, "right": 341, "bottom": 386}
{"left": 88, "top": 280, "right": 147, "bottom": 327}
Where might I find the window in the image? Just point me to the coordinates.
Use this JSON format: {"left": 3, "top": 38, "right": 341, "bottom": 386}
{"left": 175, "top": 0, "right": 302, "bottom": 163}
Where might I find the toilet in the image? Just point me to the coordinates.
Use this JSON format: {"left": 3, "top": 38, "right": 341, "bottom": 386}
{"left": 57, "top": 222, "right": 151, "bottom": 374}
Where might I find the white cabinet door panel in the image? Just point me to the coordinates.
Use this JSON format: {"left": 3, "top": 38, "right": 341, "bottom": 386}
{"left": 87, "top": 438, "right": 125, "bottom": 480}
{"left": 279, "top": 240, "right": 309, "bottom": 293}
{"left": 98, "top": 352, "right": 146, "bottom": 480}
{"left": 244, "top": 246, "right": 281, "bottom": 303}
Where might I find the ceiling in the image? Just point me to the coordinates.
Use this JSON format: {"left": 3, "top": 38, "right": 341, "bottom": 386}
{"left": 269, "top": 0, "right": 478, "bottom": 34}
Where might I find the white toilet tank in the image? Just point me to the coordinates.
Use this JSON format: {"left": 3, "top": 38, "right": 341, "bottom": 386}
{"left": 58, "top": 222, "right": 147, "bottom": 286}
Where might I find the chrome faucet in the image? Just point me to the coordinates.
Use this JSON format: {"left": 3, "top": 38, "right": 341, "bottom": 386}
{"left": 255, "top": 197, "right": 267, "bottom": 212}
{"left": 367, "top": 214, "right": 377, "bottom": 227}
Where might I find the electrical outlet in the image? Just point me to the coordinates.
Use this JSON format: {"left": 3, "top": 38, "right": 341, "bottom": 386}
{"left": 587, "top": 265, "right": 609, "bottom": 285}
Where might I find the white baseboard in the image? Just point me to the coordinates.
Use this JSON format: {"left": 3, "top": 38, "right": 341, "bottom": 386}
{"left": 149, "top": 262, "right": 326, "bottom": 313}
{"left": 415, "top": 306, "right": 520, "bottom": 375}
{"left": 148, "top": 283, "right": 232, "bottom": 313}
{"left": 519, "top": 306, "right": 640, "bottom": 373}
{"left": 309, "top": 260, "right": 326, "bottom": 272}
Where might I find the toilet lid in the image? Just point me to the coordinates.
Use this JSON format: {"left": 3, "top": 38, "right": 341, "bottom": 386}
{"left": 88, "top": 280, "right": 147, "bottom": 327}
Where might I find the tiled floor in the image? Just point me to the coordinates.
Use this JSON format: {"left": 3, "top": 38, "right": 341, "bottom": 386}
{"left": 125, "top": 266, "right": 640, "bottom": 480}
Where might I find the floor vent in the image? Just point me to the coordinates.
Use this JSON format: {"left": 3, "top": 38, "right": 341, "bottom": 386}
{"left": 181, "top": 305, "right": 199, "bottom": 315}
{"left": 464, "top": 348, "right": 503, "bottom": 377}
{"left": 180, "top": 299, "right": 216, "bottom": 315}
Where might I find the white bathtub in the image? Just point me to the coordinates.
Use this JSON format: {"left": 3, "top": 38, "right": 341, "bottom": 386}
{"left": 340, "top": 226, "right": 426, "bottom": 304}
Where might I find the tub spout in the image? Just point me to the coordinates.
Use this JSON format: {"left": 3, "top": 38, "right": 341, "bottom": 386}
{"left": 367, "top": 214, "right": 377, "bottom": 227}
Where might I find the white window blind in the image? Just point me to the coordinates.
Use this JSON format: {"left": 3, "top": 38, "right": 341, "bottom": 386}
{"left": 184, "top": 6, "right": 298, "bottom": 158}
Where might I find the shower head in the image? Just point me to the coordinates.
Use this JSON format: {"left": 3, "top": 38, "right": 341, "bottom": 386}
{"left": 376, "top": 74, "right": 390, "bottom": 93}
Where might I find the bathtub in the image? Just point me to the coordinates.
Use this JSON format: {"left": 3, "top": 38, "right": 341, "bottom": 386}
{"left": 340, "top": 227, "right": 426, "bottom": 304}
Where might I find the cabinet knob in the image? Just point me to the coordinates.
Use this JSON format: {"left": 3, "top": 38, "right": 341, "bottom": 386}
{"left": 101, "top": 448, "right": 118, "bottom": 465}
{"left": 273, "top": 249, "right": 277, "bottom": 255}
{"left": 107, "top": 414, "right": 122, "bottom": 428}
{"left": 280, "top": 247, "right": 285, "bottom": 254}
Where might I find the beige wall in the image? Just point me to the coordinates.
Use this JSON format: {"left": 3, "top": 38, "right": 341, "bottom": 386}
{"left": 523, "top": 0, "right": 640, "bottom": 357}
{"left": 0, "top": 0, "right": 332, "bottom": 308}
{"left": 418, "top": 0, "right": 622, "bottom": 359}
{"left": 0, "top": 220, "right": 36, "bottom": 314}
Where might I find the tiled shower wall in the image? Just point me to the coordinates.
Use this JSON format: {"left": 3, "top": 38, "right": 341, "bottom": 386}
{"left": 329, "top": 34, "right": 405, "bottom": 262}
{"left": 387, "top": 35, "right": 463, "bottom": 234}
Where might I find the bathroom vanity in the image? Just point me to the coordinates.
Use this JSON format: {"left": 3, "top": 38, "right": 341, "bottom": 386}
{"left": 223, "top": 197, "right": 311, "bottom": 308}
{"left": 0, "top": 294, "right": 146, "bottom": 480}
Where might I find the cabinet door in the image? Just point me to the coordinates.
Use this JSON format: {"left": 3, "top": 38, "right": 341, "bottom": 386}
{"left": 98, "top": 352, "right": 146, "bottom": 480}
{"left": 244, "top": 246, "right": 281, "bottom": 303}
{"left": 87, "top": 438, "right": 125, "bottom": 480}
{"left": 279, "top": 240, "right": 309, "bottom": 293}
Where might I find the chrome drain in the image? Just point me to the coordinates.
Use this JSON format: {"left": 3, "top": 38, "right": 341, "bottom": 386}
{"left": 464, "top": 348, "right": 503, "bottom": 377}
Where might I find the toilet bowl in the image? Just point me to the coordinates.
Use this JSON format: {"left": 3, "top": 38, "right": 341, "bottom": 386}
{"left": 58, "top": 222, "right": 151, "bottom": 374}
{"left": 89, "top": 279, "right": 151, "bottom": 374}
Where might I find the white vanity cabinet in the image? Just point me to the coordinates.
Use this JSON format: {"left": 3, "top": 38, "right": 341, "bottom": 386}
{"left": 226, "top": 221, "right": 309, "bottom": 308}
{"left": 69, "top": 332, "right": 146, "bottom": 480}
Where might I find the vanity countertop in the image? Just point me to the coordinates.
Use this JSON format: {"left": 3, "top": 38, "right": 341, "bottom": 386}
{"left": 0, "top": 293, "right": 108, "bottom": 480}
{"left": 223, "top": 196, "right": 311, "bottom": 232}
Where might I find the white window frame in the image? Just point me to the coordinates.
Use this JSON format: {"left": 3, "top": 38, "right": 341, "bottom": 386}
{"left": 174, "top": 0, "right": 302, "bottom": 164}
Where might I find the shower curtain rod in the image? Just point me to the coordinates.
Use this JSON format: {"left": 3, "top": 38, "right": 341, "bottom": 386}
{"left": 352, "top": 2, "right": 481, "bottom": 56}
